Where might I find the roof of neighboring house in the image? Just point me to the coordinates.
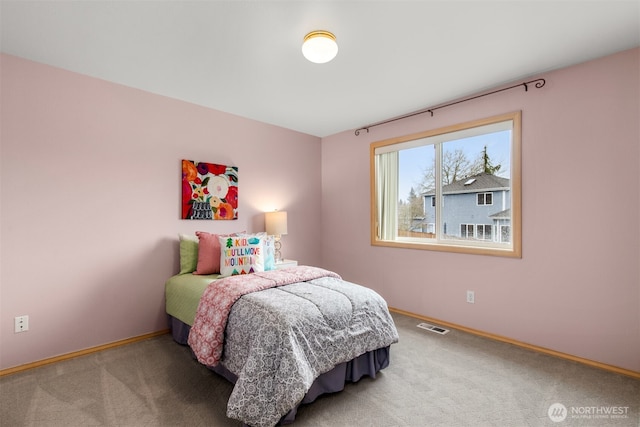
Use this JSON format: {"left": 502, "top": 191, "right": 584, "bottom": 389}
{"left": 489, "top": 208, "right": 511, "bottom": 219}
{"left": 423, "top": 172, "right": 510, "bottom": 196}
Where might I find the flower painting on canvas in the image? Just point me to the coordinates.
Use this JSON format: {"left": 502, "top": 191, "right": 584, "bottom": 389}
{"left": 182, "top": 160, "right": 238, "bottom": 220}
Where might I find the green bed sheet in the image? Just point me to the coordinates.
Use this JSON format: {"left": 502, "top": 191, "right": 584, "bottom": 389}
{"left": 165, "top": 273, "right": 220, "bottom": 326}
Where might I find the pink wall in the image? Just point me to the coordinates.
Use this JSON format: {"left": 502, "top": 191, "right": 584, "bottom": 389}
{"left": 0, "top": 54, "right": 322, "bottom": 370}
{"left": 321, "top": 48, "right": 640, "bottom": 373}
{"left": 2, "top": 49, "right": 638, "bottom": 374}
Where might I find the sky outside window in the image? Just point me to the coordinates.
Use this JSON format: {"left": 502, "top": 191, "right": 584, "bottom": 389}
{"left": 398, "top": 130, "right": 511, "bottom": 203}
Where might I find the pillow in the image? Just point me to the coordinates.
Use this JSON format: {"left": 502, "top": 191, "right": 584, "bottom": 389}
{"left": 194, "top": 230, "right": 246, "bottom": 275}
{"left": 262, "top": 234, "right": 276, "bottom": 271}
{"left": 219, "top": 234, "right": 265, "bottom": 276}
{"left": 178, "top": 234, "right": 199, "bottom": 274}
{"left": 194, "top": 231, "right": 223, "bottom": 275}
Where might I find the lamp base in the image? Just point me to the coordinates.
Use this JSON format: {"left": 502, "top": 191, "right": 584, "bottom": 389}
{"left": 274, "top": 237, "right": 283, "bottom": 263}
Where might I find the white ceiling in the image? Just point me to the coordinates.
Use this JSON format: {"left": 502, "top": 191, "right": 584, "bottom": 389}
{"left": 1, "top": 1, "right": 639, "bottom": 137}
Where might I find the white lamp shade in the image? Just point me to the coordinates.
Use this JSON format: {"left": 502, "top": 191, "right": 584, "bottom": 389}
{"left": 265, "top": 211, "right": 288, "bottom": 235}
{"left": 302, "top": 31, "right": 338, "bottom": 64}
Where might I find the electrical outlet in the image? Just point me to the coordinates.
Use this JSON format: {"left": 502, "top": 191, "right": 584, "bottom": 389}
{"left": 14, "top": 315, "right": 29, "bottom": 333}
{"left": 466, "top": 291, "right": 475, "bottom": 304}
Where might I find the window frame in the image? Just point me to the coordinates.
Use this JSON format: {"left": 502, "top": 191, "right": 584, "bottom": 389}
{"left": 460, "top": 223, "right": 475, "bottom": 239}
{"left": 477, "top": 192, "right": 493, "bottom": 206}
{"left": 476, "top": 224, "right": 493, "bottom": 241}
{"left": 370, "top": 111, "right": 522, "bottom": 258}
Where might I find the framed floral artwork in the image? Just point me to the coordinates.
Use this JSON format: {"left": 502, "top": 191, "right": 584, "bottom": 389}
{"left": 182, "top": 160, "right": 238, "bottom": 220}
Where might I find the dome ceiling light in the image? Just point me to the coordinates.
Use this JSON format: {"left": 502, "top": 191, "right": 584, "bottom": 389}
{"left": 302, "top": 30, "right": 338, "bottom": 64}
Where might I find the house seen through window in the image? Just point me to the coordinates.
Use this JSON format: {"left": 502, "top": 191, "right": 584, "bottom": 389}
{"left": 371, "top": 111, "right": 521, "bottom": 257}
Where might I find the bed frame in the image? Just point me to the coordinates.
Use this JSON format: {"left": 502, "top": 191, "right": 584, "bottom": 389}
{"left": 169, "top": 316, "right": 391, "bottom": 425}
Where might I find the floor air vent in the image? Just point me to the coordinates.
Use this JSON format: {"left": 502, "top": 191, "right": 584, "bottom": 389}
{"left": 417, "top": 323, "right": 449, "bottom": 335}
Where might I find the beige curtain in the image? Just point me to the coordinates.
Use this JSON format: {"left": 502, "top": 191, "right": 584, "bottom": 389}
{"left": 375, "top": 151, "right": 398, "bottom": 240}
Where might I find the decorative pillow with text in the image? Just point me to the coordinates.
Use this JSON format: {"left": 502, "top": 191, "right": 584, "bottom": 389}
{"left": 219, "top": 234, "right": 265, "bottom": 276}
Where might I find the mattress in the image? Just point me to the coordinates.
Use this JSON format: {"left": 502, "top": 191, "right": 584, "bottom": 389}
{"left": 165, "top": 272, "right": 219, "bottom": 325}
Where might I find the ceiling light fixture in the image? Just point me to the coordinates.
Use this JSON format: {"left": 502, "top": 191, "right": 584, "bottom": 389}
{"left": 302, "top": 30, "right": 338, "bottom": 64}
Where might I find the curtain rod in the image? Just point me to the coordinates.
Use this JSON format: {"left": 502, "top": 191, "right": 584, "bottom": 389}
{"left": 354, "top": 78, "right": 546, "bottom": 136}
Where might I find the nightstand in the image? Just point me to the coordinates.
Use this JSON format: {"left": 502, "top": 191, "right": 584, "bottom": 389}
{"left": 275, "top": 259, "right": 298, "bottom": 269}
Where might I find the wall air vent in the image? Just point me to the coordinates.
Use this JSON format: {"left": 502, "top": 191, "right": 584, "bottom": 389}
{"left": 417, "top": 322, "right": 450, "bottom": 335}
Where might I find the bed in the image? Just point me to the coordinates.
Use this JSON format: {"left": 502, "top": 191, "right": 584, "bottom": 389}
{"left": 165, "top": 263, "right": 399, "bottom": 427}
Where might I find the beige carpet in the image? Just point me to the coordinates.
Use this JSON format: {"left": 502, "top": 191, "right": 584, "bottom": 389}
{"left": 1, "top": 312, "right": 638, "bottom": 426}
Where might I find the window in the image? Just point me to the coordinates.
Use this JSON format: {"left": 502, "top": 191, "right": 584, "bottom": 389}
{"left": 370, "top": 111, "right": 521, "bottom": 257}
{"left": 500, "top": 225, "right": 511, "bottom": 243}
{"left": 460, "top": 224, "right": 474, "bottom": 239}
{"left": 461, "top": 224, "right": 492, "bottom": 240}
{"left": 477, "top": 224, "right": 492, "bottom": 240}
{"left": 477, "top": 192, "right": 493, "bottom": 206}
